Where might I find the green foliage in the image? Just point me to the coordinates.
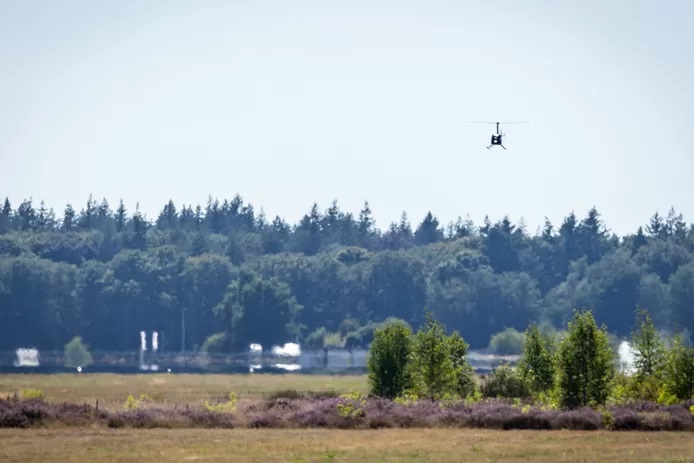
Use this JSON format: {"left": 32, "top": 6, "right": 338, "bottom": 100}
{"left": 534, "top": 389, "right": 561, "bottom": 410}
{"left": 214, "top": 269, "right": 303, "bottom": 349}
{"left": 630, "top": 308, "right": 666, "bottom": 381}
{"left": 448, "top": 330, "right": 477, "bottom": 398}
{"left": 303, "top": 327, "right": 329, "bottom": 350}
{"left": 21, "top": 388, "right": 45, "bottom": 400}
{"left": 601, "top": 408, "right": 615, "bottom": 430}
{"left": 124, "top": 394, "right": 139, "bottom": 410}
{"left": 204, "top": 392, "right": 239, "bottom": 413}
{"left": 366, "top": 320, "right": 413, "bottom": 399}
{"left": 200, "top": 332, "right": 228, "bottom": 353}
{"left": 323, "top": 331, "right": 344, "bottom": 349}
{"left": 393, "top": 390, "right": 419, "bottom": 406}
{"left": 335, "top": 391, "right": 367, "bottom": 418}
{"left": 480, "top": 363, "right": 530, "bottom": 399}
{"left": 63, "top": 336, "right": 93, "bottom": 369}
{"left": 662, "top": 334, "right": 694, "bottom": 401}
{"left": 343, "top": 331, "right": 362, "bottom": 350}
{"left": 518, "top": 322, "right": 555, "bottom": 396}
{"left": 408, "top": 312, "right": 458, "bottom": 400}
{"left": 609, "top": 372, "right": 664, "bottom": 404}
{"left": 556, "top": 310, "right": 615, "bottom": 408}
{"left": 123, "top": 393, "right": 162, "bottom": 410}
{"left": 464, "top": 390, "right": 484, "bottom": 405}
{"left": 367, "top": 312, "right": 476, "bottom": 402}
{"left": 488, "top": 327, "right": 525, "bottom": 355}
{"left": 339, "top": 318, "right": 361, "bottom": 337}
{"left": 1, "top": 194, "right": 693, "bottom": 365}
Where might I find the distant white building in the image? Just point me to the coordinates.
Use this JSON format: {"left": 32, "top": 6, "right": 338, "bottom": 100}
{"left": 14, "top": 348, "right": 39, "bottom": 367}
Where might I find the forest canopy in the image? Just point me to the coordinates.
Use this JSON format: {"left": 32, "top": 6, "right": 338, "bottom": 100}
{"left": 0, "top": 194, "right": 692, "bottom": 354}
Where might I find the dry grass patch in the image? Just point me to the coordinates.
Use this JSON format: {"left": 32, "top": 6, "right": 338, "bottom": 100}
{"left": 1, "top": 428, "right": 694, "bottom": 462}
{"left": 0, "top": 373, "right": 366, "bottom": 410}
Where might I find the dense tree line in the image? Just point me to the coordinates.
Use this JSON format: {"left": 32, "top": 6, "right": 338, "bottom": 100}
{"left": 0, "top": 194, "right": 692, "bottom": 354}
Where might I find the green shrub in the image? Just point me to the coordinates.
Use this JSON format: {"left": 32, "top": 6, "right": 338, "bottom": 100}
{"left": 200, "top": 332, "right": 228, "bottom": 353}
{"left": 204, "top": 392, "right": 238, "bottom": 413}
{"left": 336, "top": 391, "right": 366, "bottom": 418}
{"left": 662, "top": 334, "right": 694, "bottom": 401}
{"left": 489, "top": 327, "right": 525, "bottom": 355}
{"left": 64, "top": 336, "right": 93, "bottom": 369}
{"left": 480, "top": 363, "right": 530, "bottom": 399}
{"left": 21, "top": 388, "right": 45, "bottom": 400}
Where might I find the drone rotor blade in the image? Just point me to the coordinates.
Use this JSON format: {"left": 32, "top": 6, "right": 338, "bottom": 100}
{"left": 467, "top": 121, "right": 530, "bottom": 124}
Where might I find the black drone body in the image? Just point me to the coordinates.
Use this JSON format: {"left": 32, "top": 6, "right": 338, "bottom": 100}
{"left": 468, "top": 121, "right": 529, "bottom": 150}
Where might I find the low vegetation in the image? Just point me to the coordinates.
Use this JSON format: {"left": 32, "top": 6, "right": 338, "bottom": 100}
{"left": 2, "top": 393, "right": 694, "bottom": 431}
{"left": 3, "top": 428, "right": 694, "bottom": 463}
{"left": 0, "top": 373, "right": 365, "bottom": 406}
{"left": 3, "top": 309, "right": 694, "bottom": 433}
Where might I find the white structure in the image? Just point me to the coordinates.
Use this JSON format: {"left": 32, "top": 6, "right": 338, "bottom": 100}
{"left": 14, "top": 348, "right": 39, "bottom": 367}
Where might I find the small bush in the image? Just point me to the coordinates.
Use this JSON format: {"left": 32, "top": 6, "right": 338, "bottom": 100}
{"left": 266, "top": 389, "right": 341, "bottom": 401}
{"left": 336, "top": 391, "right": 366, "bottom": 418}
{"left": 124, "top": 394, "right": 139, "bottom": 410}
{"left": 200, "top": 332, "right": 228, "bottom": 353}
{"left": 21, "top": 388, "right": 44, "bottom": 400}
{"left": 64, "top": 336, "right": 93, "bottom": 369}
{"left": 481, "top": 364, "right": 530, "bottom": 399}
{"left": 489, "top": 327, "right": 525, "bottom": 355}
{"left": 204, "top": 392, "right": 238, "bottom": 413}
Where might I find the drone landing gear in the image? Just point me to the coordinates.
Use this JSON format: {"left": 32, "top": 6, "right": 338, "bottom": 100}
{"left": 487, "top": 144, "right": 506, "bottom": 150}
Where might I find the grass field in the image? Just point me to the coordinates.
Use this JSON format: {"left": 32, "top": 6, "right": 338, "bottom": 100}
{"left": 3, "top": 373, "right": 694, "bottom": 462}
{"left": 2, "top": 428, "right": 694, "bottom": 462}
{"left": 0, "top": 373, "right": 367, "bottom": 409}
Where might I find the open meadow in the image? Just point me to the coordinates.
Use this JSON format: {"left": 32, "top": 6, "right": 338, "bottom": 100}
{"left": 0, "top": 372, "right": 368, "bottom": 410}
{"left": 2, "top": 373, "right": 694, "bottom": 462}
{"left": 3, "top": 427, "right": 694, "bottom": 463}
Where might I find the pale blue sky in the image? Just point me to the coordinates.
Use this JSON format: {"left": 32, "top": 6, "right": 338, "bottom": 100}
{"left": 1, "top": 0, "right": 692, "bottom": 236}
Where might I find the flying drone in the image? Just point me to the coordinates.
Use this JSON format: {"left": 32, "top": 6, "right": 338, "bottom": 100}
{"left": 468, "top": 121, "right": 529, "bottom": 150}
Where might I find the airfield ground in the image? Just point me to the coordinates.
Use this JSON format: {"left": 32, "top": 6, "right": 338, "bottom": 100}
{"left": 0, "top": 372, "right": 367, "bottom": 409}
{"left": 2, "top": 427, "right": 694, "bottom": 462}
{"left": 2, "top": 373, "right": 694, "bottom": 462}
